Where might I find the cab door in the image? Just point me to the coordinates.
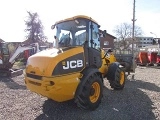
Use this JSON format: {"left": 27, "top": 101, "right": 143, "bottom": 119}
{"left": 88, "top": 22, "right": 102, "bottom": 68}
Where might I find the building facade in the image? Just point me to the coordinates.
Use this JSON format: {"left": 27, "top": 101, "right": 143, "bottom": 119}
{"left": 100, "top": 33, "right": 116, "bottom": 50}
{"left": 136, "top": 37, "right": 154, "bottom": 48}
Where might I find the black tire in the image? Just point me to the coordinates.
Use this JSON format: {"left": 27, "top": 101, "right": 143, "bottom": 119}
{"left": 107, "top": 62, "right": 125, "bottom": 90}
{"left": 75, "top": 73, "right": 103, "bottom": 110}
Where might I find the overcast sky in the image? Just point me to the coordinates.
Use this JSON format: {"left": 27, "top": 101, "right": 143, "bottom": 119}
{"left": 0, "top": 0, "right": 160, "bottom": 42}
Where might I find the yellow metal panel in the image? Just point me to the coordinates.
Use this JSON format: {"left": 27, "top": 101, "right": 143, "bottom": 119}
{"left": 99, "top": 50, "right": 108, "bottom": 76}
{"left": 25, "top": 72, "right": 80, "bottom": 102}
{"left": 46, "top": 47, "right": 84, "bottom": 76}
{"left": 54, "top": 15, "right": 99, "bottom": 25}
{"left": 26, "top": 47, "right": 84, "bottom": 76}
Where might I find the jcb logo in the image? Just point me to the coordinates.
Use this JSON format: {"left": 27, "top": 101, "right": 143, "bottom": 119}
{"left": 62, "top": 60, "right": 83, "bottom": 70}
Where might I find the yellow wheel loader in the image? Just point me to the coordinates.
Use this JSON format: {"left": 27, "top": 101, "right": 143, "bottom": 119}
{"left": 24, "top": 15, "right": 125, "bottom": 110}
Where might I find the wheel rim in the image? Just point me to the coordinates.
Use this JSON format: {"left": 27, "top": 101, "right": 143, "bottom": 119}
{"left": 89, "top": 82, "right": 100, "bottom": 103}
{"left": 120, "top": 71, "right": 125, "bottom": 85}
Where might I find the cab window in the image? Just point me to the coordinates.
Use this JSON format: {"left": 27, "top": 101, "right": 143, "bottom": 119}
{"left": 89, "top": 22, "right": 100, "bottom": 50}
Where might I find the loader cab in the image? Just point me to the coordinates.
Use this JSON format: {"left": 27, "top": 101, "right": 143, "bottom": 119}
{"left": 52, "top": 15, "right": 105, "bottom": 68}
{"left": 0, "top": 42, "right": 10, "bottom": 65}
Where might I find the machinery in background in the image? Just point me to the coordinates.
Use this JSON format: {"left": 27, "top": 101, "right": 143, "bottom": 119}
{"left": 113, "top": 48, "right": 136, "bottom": 75}
{"left": 137, "top": 51, "right": 149, "bottom": 66}
{"left": 135, "top": 48, "right": 160, "bottom": 66}
{"left": 0, "top": 42, "right": 40, "bottom": 77}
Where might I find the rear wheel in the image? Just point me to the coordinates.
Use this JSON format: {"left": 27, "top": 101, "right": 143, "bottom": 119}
{"left": 75, "top": 73, "right": 103, "bottom": 110}
{"left": 107, "top": 62, "right": 126, "bottom": 90}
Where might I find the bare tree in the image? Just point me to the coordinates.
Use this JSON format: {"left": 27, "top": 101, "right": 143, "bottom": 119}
{"left": 113, "top": 22, "right": 143, "bottom": 48}
{"left": 24, "top": 11, "right": 47, "bottom": 43}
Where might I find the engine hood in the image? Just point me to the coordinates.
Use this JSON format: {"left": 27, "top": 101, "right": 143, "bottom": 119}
{"left": 26, "top": 48, "right": 59, "bottom": 76}
{"left": 25, "top": 47, "right": 84, "bottom": 77}
{"left": 33, "top": 48, "right": 59, "bottom": 57}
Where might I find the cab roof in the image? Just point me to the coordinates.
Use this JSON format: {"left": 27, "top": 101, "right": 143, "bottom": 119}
{"left": 54, "top": 15, "right": 99, "bottom": 25}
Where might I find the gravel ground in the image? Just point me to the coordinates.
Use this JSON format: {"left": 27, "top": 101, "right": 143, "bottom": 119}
{"left": 0, "top": 66, "right": 160, "bottom": 120}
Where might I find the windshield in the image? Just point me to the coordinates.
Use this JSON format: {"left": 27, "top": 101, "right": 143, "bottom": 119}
{"left": 54, "top": 19, "right": 87, "bottom": 47}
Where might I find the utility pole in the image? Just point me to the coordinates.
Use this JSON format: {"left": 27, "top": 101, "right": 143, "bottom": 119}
{"left": 132, "top": 0, "right": 136, "bottom": 75}
{"left": 132, "top": 0, "right": 136, "bottom": 55}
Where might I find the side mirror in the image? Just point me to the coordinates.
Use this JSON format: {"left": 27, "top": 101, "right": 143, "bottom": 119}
{"left": 99, "top": 30, "right": 107, "bottom": 38}
{"left": 102, "top": 30, "right": 107, "bottom": 38}
{"left": 51, "top": 25, "right": 55, "bottom": 30}
{"left": 54, "top": 36, "right": 57, "bottom": 39}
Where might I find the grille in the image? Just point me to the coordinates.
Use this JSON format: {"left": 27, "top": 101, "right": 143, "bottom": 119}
{"left": 27, "top": 73, "right": 42, "bottom": 80}
{"left": 28, "top": 80, "right": 41, "bottom": 86}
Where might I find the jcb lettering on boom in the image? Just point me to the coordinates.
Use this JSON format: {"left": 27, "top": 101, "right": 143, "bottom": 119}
{"left": 62, "top": 60, "right": 83, "bottom": 69}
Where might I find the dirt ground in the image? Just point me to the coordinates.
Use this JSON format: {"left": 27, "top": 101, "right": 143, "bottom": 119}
{"left": 0, "top": 66, "right": 160, "bottom": 120}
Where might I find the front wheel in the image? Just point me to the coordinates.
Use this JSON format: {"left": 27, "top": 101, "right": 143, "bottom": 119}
{"left": 75, "top": 73, "right": 103, "bottom": 110}
{"left": 107, "top": 62, "right": 126, "bottom": 90}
